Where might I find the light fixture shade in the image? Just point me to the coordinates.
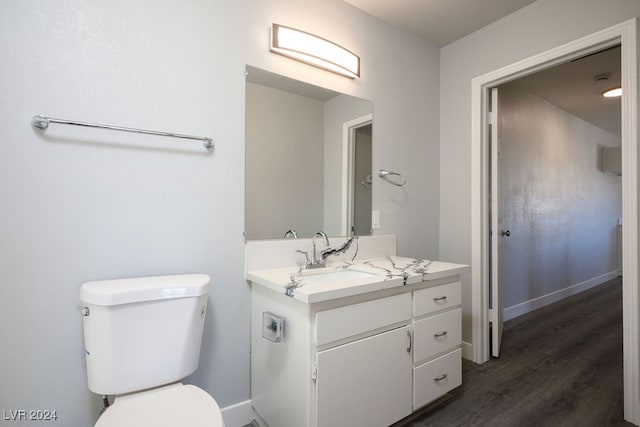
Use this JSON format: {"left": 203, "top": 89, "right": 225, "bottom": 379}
{"left": 270, "top": 23, "right": 360, "bottom": 79}
{"left": 603, "top": 86, "right": 622, "bottom": 97}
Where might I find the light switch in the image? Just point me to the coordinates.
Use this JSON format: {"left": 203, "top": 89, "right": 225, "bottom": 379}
{"left": 372, "top": 210, "right": 381, "bottom": 229}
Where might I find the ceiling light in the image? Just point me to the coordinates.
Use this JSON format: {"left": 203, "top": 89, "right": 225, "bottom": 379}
{"left": 270, "top": 23, "right": 360, "bottom": 79}
{"left": 602, "top": 86, "right": 622, "bottom": 97}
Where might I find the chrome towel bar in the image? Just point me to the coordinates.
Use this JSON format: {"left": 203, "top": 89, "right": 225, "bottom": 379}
{"left": 31, "top": 115, "right": 213, "bottom": 149}
{"left": 378, "top": 169, "right": 406, "bottom": 186}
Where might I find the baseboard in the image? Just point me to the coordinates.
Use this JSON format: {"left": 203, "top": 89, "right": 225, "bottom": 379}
{"left": 221, "top": 399, "right": 253, "bottom": 427}
{"left": 461, "top": 341, "right": 474, "bottom": 361}
{"left": 503, "top": 271, "right": 619, "bottom": 321}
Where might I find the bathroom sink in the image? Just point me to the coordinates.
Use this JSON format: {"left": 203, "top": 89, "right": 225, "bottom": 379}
{"left": 246, "top": 261, "right": 408, "bottom": 303}
{"left": 299, "top": 268, "right": 380, "bottom": 284}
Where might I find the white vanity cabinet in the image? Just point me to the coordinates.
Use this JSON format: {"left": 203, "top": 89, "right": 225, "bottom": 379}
{"left": 250, "top": 271, "right": 464, "bottom": 427}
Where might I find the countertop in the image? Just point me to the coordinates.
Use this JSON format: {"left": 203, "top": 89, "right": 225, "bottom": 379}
{"left": 247, "top": 256, "right": 469, "bottom": 303}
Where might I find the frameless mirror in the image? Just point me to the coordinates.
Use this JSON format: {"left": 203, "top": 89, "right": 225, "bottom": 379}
{"left": 245, "top": 65, "right": 373, "bottom": 240}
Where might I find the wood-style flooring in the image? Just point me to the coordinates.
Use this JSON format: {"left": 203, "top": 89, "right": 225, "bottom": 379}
{"left": 397, "top": 277, "right": 631, "bottom": 427}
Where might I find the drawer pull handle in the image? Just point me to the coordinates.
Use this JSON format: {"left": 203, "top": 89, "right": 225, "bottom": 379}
{"left": 434, "top": 373, "right": 448, "bottom": 382}
{"left": 406, "top": 330, "right": 412, "bottom": 353}
{"left": 434, "top": 331, "right": 448, "bottom": 338}
{"left": 433, "top": 296, "right": 447, "bottom": 302}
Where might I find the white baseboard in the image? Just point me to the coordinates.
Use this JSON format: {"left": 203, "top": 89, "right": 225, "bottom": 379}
{"left": 461, "top": 341, "right": 474, "bottom": 362}
{"left": 503, "top": 270, "right": 620, "bottom": 321}
{"left": 221, "top": 399, "right": 253, "bottom": 427}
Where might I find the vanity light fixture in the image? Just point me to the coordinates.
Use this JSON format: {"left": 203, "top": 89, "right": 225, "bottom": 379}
{"left": 270, "top": 23, "right": 360, "bottom": 79}
{"left": 602, "top": 86, "right": 622, "bottom": 97}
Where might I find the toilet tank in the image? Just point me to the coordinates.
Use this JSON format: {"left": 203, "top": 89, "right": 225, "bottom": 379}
{"left": 80, "top": 274, "right": 210, "bottom": 395}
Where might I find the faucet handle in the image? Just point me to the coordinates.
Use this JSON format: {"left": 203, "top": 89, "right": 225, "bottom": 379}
{"left": 296, "top": 250, "right": 309, "bottom": 270}
{"left": 313, "top": 231, "right": 330, "bottom": 246}
{"left": 284, "top": 229, "right": 298, "bottom": 239}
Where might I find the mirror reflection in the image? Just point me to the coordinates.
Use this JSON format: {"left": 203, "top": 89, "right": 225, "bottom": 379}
{"left": 245, "top": 66, "right": 373, "bottom": 240}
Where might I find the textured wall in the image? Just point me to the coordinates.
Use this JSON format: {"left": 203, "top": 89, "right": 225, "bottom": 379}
{"left": 499, "top": 84, "right": 621, "bottom": 309}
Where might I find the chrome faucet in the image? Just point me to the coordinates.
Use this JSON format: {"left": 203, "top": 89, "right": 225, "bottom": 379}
{"left": 309, "top": 231, "right": 330, "bottom": 269}
{"left": 297, "top": 233, "right": 358, "bottom": 270}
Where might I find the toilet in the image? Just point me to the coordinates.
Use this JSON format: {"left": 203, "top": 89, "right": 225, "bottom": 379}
{"left": 80, "top": 274, "right": 225, "bottom": 427}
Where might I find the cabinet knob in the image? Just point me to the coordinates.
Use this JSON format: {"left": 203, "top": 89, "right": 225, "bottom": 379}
{"left": 406, "top": 330, "right": 412, "bottom": 353}
{"left": 433, "top": 296, "right": 447, "bottom": 302}
{"left": 433, "top": 331, "right": 448, "bottom": 339}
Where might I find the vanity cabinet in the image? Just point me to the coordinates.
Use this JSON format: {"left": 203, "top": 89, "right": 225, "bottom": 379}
{"left": 250, "top": 274, "right": 463, "bottom": 427}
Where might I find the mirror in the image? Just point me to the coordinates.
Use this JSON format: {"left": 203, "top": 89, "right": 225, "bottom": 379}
{"left": 245, "top": 66, "right": 373, "bottom": 240}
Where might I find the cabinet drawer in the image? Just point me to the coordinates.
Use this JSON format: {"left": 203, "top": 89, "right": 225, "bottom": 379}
{"left": 413, "top": 348, "right": 461, "bottom": 410}
{"left": 413, "top": 308, "right": 461, "bottom": 363}
{"left": 414, "top": 281, "right": 461, "bottom": 317}
{"left": 316, "top": 293, "right": 411, "bottom": 346}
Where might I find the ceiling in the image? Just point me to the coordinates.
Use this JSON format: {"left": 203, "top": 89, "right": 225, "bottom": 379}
{"left": 343, "top": 0, "right": 537, "bottom": 47}
{"left": 343, "top": 0, "right": 621, "bottom": 138}
{"left": 506, "top": 46, "right": 621, "bottom": 137}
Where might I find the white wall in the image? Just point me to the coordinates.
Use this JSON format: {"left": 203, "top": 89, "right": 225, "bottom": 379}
{"left": 499, "top": 84, "right": 621, "bottom": 311}
{"left": 0, "top": 0, "right": 440, "bottom": 425}
{"left": 245, "top": 82, "right": 325, "bottom": 240}
{"left": 439, "top": 0, "right": 640, "bottom": 346}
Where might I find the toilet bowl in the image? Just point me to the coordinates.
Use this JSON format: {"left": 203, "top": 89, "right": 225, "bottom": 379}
{"left": 80, "top": 274, "right": 225, "bottom": 427}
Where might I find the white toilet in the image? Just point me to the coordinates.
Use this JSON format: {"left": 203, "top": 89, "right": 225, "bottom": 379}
{"left": 80, "top": 274, "right": 225, "bottom": 427}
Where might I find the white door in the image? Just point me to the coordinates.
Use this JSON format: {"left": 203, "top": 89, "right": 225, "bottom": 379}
{"left": 315, "top": 326, "right": 412, "bottom": 427}
{"left": 490, "top": 87, "right": 505, "bottom": 357}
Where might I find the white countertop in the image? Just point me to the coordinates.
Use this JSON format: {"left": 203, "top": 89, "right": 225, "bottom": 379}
{"left": 246, "top": 256, "right": 470, "bottom": 303}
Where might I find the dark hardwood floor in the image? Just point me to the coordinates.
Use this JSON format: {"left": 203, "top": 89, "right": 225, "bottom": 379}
{"left": 397, "top": 277, "right": 631, "bottom": 427}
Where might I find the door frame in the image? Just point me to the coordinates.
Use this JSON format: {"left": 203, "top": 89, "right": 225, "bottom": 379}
{"left": 470, "top": 18, "right": 639, "bottom": 423}
{"left": 341, "top": 113, "right": 373, "bottom": 235}
{"left": 489, "top": 87, "right": 503, "bottom": 358}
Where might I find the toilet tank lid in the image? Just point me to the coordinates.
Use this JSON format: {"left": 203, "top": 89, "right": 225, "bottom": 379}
{"left": 80, "top": 274, "right": 210, "bottom": 306}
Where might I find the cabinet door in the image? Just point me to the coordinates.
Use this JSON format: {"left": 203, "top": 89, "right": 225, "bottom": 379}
{"left": 315, "top": 326, "right": 412, "bottom": 427}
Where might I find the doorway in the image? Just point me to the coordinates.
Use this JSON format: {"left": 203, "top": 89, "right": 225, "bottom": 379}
{"left": 470, "top": 19, "right": 639, "bottom": 424}
{"left": 342, "top": 114, "right": 373, "bottom": 236}
{"left": 351, "top": 123, "right": 373, "bottom": 235}
{"left": 489, "top": 46, "right": 623, "bottom": 357}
